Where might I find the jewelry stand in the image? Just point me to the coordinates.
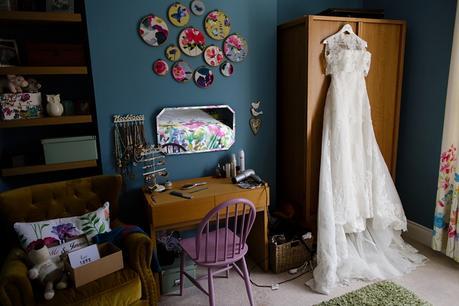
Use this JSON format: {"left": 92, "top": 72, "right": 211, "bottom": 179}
{"left": 141, "top": 146, "right": 168, "bottom": 192}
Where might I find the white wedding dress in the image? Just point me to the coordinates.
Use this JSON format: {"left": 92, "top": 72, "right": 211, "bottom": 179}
{"left": 306, "top": 27, "right": 426, "bottom": 294}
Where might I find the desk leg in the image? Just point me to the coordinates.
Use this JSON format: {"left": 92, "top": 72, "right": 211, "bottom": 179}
{"left": 150, "top": 226, "right": 161, "bottom": 296}
{"left": 247, "top": 209, "right": 269, "bottom": 271}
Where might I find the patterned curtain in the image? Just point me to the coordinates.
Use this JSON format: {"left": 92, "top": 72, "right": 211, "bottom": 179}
{"left": 432, "top": 4, "right": 459, "bottom": 262}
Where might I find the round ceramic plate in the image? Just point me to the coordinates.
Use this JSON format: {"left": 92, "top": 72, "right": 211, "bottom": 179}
{"left": 194, "top": 66, "right": 214, "bottom": 88}
{"left": 153, "top": 59, "right": 169, "bottom": 76}
{"left": 204, "top": 10, "right": 231, "bottom": 40}
{"left": 167, "top": 2, "right": 190, "bottom": 27}
{"left": 204, "top": 45, "right": 224, "bottom": 67}
{"left": 178, "top": 27, "right": 206, "bottom": 57}
{"left": 165, "top": 45, "right": 181, "bottom": 61}
{"left": 139, "top": 15, "right": 169, "bottom": 47}
{"left": 190, "top": 0, "right": 205, "bottom": 16}
{"left": 220, "top": 61, "right": 234, "bottom": 77}
{"left": 223, "top": 33, "right": 248, "bottom": 62}
{"left": 172, "top": 60, "right": 193, "bottom": 82}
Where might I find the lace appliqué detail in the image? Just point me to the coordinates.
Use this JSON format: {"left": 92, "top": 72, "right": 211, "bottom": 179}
{"left": 325, "top": 33, "right": 371, "bottom": 76}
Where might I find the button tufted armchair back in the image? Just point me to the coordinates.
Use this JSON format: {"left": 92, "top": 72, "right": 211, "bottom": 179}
{"left": 0, "top": 175, "right": 122, "bottom": 255}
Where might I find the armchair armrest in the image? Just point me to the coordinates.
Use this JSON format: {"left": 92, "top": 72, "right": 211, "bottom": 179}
{"left": 123, "top": 232, "right": 159, "bottom": 306}
{"left": 0, "top": 248, "right": 35, "bottom": 306}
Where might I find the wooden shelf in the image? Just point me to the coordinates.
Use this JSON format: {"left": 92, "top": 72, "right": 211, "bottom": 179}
{"left": 0, "top": 115, "right": 92, "bottom": 128}
{"left": 0, "top": 11, "right": 82, "bottom": 23}
{"left": 1, "top": 160, "right": 98, "bottom": 177}
{"left": 0, "top": 66, "right": 88, "bottom": 75}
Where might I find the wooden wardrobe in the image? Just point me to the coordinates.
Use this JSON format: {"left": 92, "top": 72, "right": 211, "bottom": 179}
{"left": 277, "top": 15, "right": 406, "bottom": 232}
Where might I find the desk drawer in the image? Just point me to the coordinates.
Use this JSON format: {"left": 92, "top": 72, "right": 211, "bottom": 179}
{"left": 215, "top": 188, "right": 268, "bottom": 210}
{"left": 152, "top": 198, "right": 214, "bottom": 228}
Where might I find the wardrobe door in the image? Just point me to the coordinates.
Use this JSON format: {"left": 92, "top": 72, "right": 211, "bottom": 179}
{"left": 359, "top": 21, "right": 406, "bottom": 177}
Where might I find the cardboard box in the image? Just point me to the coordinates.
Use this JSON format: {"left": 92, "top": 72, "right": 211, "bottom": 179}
{"left": 0, "top": 93, "right": 43, "bottom": 120}
{"left": 66, "top": 243, "right": 124, "bottom": 287}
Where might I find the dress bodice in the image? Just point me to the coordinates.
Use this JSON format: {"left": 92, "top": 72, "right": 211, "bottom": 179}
{"left": 324, "top": 32, "right": 371, "bottom": 76}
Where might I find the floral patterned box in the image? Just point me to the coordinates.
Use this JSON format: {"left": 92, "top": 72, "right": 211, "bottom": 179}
{"left": 0, "top": 93, "right": 43, "bottom": 120}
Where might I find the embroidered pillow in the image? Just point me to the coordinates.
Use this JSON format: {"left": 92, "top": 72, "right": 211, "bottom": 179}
{"left": 14, "top": 202, "right": 111, "bottom": 252}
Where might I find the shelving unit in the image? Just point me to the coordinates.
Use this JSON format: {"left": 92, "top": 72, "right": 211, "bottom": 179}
{"left": 0, "top": 66, "right": 88, "bottom": 75}
{"left": 1, "top": 160, "right": 97, "bottom": 177}
{"left": 0, "top": 115, "right": 92, "bottom": 128}
{"left": 0, "top": 11, "right": 82, "bottom": 23}
{"left": 0, "top": 2, "right": 101, "bottom": 183}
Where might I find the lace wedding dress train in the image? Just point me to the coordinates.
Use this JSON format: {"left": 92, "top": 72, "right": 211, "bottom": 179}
{"left": 306, "top": 27, "right": 426, "bottom": 295}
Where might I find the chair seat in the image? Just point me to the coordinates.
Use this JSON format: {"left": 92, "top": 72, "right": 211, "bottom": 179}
{"left": 180, "top": 228, "right": 248, "bottom": 266}
{"left": 37, "top": 267, "right": 142, "bottom": 306}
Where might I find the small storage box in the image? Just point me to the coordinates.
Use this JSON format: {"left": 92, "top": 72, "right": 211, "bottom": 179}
{"left": 269, "top": 238, "right": 313, "bottom": 273}
{"left": 161, "top": 261, "right": 197, "bottom": 294}
{"left": 0, "top": 93, "right": 43, "bottom": 120}
{"left": 66, "top": 243, "right": 124, "bottom": 288}
{"left": 41, "top": 136, "right": 98, "bottom": 164}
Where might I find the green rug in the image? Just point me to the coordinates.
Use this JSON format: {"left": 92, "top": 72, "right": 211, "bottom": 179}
{"left": 315, "top": 281, "right": 432, "bottom": 306}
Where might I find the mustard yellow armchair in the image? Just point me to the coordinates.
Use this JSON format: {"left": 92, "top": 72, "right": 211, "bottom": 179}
{"left": 0, "top": 175, "right": 158, "bottom": 306}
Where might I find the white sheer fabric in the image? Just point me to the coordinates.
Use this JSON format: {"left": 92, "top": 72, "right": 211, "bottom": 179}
{"left": 306, "top": 30, "right": 426, "bottom": 295}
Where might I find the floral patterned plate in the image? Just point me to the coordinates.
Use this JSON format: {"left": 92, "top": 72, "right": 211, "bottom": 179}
{"left": 220, "top": 61, "right": 234, "bottom": 77}
{"left": 194, "top": 66, "right": 214, "bottom": 88}
{"left": 204, "top": 45, "right": 224, "bottom": 67}
{"left": 190, "top": 0, "right": 205, "bottom": 16}
{"left": 138, "top": 14, "right": 169, "bottom": 47}
{"left": 204, "top": 10, "right": 231, "bottom": 40}
{"left": 153, "top": 59, "right": 169, "bottom": 76}
{"left": 223, "top": 33, "right": 248, "bottom": 62}
{"left": 168, "top": 2, "right": 190, "bottom": 27}
{"left": 165, "top": 45, "right": 181, "bottom": 61}
{"left": 178, "top": 27, "right": 206, "bottom": 57}
{"left": 172, "top": 60, "right": 193, "bottom": 82}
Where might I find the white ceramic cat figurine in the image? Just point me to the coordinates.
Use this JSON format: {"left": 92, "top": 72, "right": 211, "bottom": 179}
{"left": 46, "top": 94, "right": 64, "bottom": 117}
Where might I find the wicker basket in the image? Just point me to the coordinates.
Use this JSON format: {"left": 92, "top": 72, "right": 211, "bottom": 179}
{"left": 269, "top": 238, "right": 313, "bottom": 273}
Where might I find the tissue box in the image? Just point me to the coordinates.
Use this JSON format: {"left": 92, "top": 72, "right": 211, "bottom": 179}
{"left": 0, "top": 93, "right": 43, "bottom": 120}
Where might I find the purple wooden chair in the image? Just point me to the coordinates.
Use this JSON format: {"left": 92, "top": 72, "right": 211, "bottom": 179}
{"left": 179, "top": 198, "right": 256, "bottom": 306}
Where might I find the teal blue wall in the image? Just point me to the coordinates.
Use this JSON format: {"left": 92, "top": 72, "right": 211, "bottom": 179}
{"left": 277, "top": 0, "right": 363, "bottom": 24}
{"left": 84, "top": 0, "right": 277, "bottom": 216}
{"left": 364, "top": 0, "right": 457, "bottom": 228}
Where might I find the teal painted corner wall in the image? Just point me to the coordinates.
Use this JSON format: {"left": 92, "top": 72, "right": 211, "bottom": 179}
{"left": 363, "top": 0, "right": 457, "bottom": 228}
{"left": 84, "top": 0, "right": 277, "bottom": 218}
{"left": 277, "top": 0, "right": 363, "bottom": 24}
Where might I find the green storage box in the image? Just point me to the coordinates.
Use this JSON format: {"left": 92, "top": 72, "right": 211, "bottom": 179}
{"left": 41, "top": 136, "right": 98, "bottom": 164}
{"left": 161, "top": 261, "right": 197, "bottom": 294}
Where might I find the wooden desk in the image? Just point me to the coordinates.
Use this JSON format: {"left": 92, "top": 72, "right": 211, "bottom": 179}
{"left": 143, "top": 176, "right": 270, "bottom": 274}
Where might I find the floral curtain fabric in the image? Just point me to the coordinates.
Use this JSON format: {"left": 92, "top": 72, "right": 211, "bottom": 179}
{"left": 432, "top": 5, "right": 459, "bottom": 262}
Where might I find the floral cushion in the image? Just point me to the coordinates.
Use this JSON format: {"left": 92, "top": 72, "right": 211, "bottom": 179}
{"left": 14, "top": 202, "right": 111, "bottom": 252}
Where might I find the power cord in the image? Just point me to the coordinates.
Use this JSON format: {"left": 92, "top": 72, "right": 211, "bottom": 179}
{"left": 248, "top": 260, "right": 313, "bottom": 290}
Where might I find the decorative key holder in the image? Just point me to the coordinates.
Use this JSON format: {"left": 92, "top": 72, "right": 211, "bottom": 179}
{"left": 113, "top": 114, "right": 147, "bottom": 180}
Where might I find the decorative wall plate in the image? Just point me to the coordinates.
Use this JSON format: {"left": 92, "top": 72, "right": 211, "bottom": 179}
{"left": 172, "top": 61, "right": 193, "bottom": 82}
{"left": 204, "top": 45, "right": 224, "bottom": 67}
{"left": 194, "top": 66, "right": 214, "bottom": 88}
{"left": 165, "top": 45, "right": 181, "bottom": 61}
{"left": 139, "top": 15, "right": 169, "bottom": 47}
{"left": 223, "top": 33, "right": 248, "bottom": 62}
{"left": 190, "top": 0, "right": 205, "bottom": 16}
{"left": 178, "top": 27, "right": 206, "bottom": 56}
{"left": 153, "top": 59, "right": 169, "bottom": 76}
{"left": 220, "top": 61, "right": 234, "bottom": 77}
{"left": 167, "top": 2, "right": 190, "bottom": 27}
{"left": 204, "top": 10, "right": 231, "bottom": 40}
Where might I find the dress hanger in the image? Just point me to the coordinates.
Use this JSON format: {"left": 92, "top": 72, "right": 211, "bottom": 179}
{"left": 322, "top": 24, "right": 367, "bottom": 47}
